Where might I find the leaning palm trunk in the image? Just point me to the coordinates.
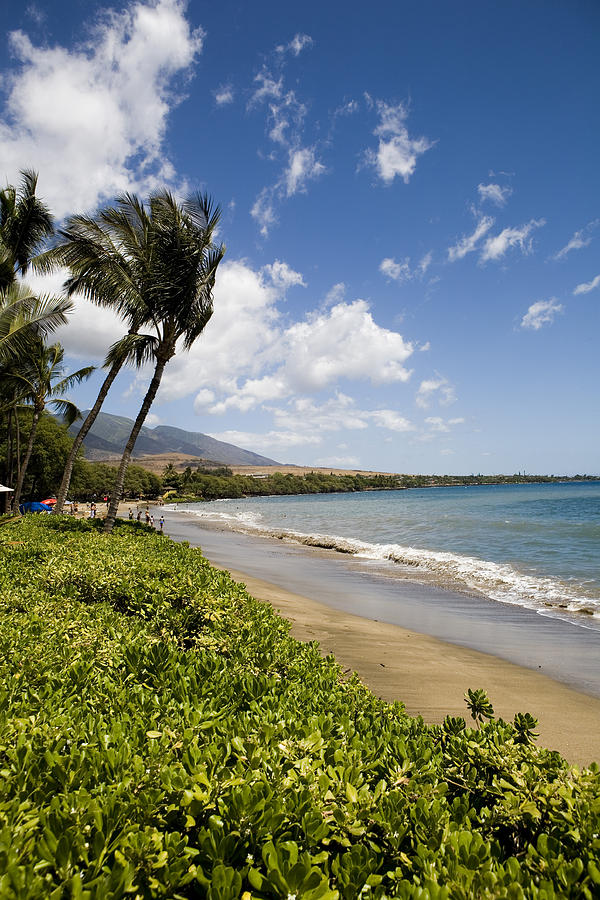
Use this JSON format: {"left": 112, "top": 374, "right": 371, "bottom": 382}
{"left": 11, "top": 409, "right": 39, "bottom": 511}
{"left": 103, "top": 356, "right": 169, "bottom": 534}
{"left": 54, "top": 359, "right": 122, "bottom": 514}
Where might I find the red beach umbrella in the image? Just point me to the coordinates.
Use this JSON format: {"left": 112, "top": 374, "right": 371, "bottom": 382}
{"left": 42, "top": 498, "right": 57, "bottom": 506}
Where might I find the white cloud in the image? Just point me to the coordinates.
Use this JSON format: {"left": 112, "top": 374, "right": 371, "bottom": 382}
{"left": 380, "top": 252, "right": 433, "bottom": 283}
{"left": 276, "top": 34, "right": 313, "bottom": 57}
{"left": 481, "top": 218, "right": 545, "bottom": 262}
{"left": 210, "top": 392, "right": 415, "bottom": 459}
{"left": 248, "top": 50, "right": 324, "bottom": 234}
{"left": 284, "top": 146, "right": 325, "bottom": 196}
{"left": 262, "top": 260, "right": 306, "bottom": 291}
{"left": 477, "top": 183, "right": 512, "bottom": 206}
{"left": 520, "top": 298, "right": 563, "bottom": 330}
{"left": 157, "top": 259, "right": 415, "bottom": 421}
{"left": 448, "top": 217, "right": 494, "bottom": 262}
{"left": 380, "top": 257, "right": 411, "bottom": 282}
{"left": 419, "top": 251, "right": 433, "bottom": 274}
{"left": 208, "top": 428, "right": 321, "bottom": 455}
{"left": 281, "top": 300, "right": 413, "bottom": 393}
{"left": 368, "top": 410, "right": 414, "bottom": 432}
{"left": 425, "top": 417, "right": 449, "bottom": 432}
{"left": 553, "top": 226, "right": 595, "bottom": 260}
{"left": 366, "top": 100, "right": 434, "bottom": 184}
{"left": 0, "top": 0, "right": 204, "bottom": 218}
{"left": 24, "top": 268, "right": 124, "bottom": 360}
{"left": 313, "top": 455, "right": 360, "bottom": 468}
{"left": 144, "top": 412, "right": 162, "bottom": 426}
{"left": 214, "top": 84, "right": 234, "bottom": 105}
{"left": 193, "top": 389, "right": 216, "bottom": 411}
{"left": 250, "top": 188, "right": 278, "bottom": 236}
{"left": 323, "top": 283, "right": 346, "bottom": 306}
{"left": 416, "top": 375, "right": 456, "bottom": 408}
{"left": 249, "top": 69, "right": 283, "bottom": 107}
{"left": 573, "top": 274, "right": 600, "bottom": 295}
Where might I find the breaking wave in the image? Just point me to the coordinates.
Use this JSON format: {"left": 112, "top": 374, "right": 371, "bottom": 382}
{"left": 168, "top": 503, "right": 600, "bottom": 628}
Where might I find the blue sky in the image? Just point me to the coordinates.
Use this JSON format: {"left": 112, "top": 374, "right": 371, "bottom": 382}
{"left": 1, "top": 0, "right": 598, "bottom": 473}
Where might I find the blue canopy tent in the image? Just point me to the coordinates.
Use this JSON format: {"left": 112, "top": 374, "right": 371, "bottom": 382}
{"left": 19, "top": 501, "right": 52, "bottom": 514}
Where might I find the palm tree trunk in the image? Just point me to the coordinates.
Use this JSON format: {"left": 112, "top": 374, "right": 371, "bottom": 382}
{"left": 11, "top": 408, "right": 40, "bottom": 511}
{"left": 11, "top": 411, "right": 21, "bottom": 511}
{"left": 2, "top": 409, "right": 12, "bottom": 514}
{"left": 54, "top": 359, "right": 123, "bottom": 514}
{"left": 103, "top": 356, "right": 169, "bottom": 534}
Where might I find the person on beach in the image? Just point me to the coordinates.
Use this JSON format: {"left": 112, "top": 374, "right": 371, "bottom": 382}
{"left": 145, "top": 510, "right": 151, "bottom": 526}
{"left": 136, "top": 509, "right": 142, "bottom": 522}
{"left": 90, "top": 502, "right": 96, "bottom": 518}
{"left": 128, "top": 508, "right": 133, "bottom": 520}
{"left": 150, "top": 515, "right": 155, "bottom": 529}
{"left": 159, "top": 515, "right": 164, "bottom": 533}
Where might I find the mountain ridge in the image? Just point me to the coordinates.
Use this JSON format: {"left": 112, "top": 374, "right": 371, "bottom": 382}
{"left": 69, "top": 411, "right": 279, "bottom": 467}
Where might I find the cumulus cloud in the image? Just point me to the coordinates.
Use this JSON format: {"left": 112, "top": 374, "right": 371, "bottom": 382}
{"left": 477, "top": 183, "right": 512, "bottom": 206}
{"left": 154, "top": 258, "right": 416, "bottom": 427}
{"left": 0, "top": 0, "right": 204, "bottom": 218}
{"left": 365, "top": 100, "right": 434, "bottom": 184}
{"left": 262, "top": 260, "right": 306, "bottom": 291}
{"left": 24, "top": 268, "right": 124, "bottom": 360}
{"left": 573, "top": 274, "right": 600, "bottom": 295}
{"left": 448, "top": 217, "right": 494, "bottom": 262}
{"left": 481, "top": 218, "right": 545, "bottom": 262}
{"left": 416, "top": 375, "right": 456, "bottom": 408}
{"left": 520, "top": 298, "right": 563, "bottom": 330}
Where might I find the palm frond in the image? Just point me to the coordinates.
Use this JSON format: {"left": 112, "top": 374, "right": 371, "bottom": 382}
{"left": 105, "top": 332, "right": 159, "bottom": 369}
{"left": 0, "top": 286, "right": 73, "bottom": 363}
{"left": 51, "top": 365, "right": 95, "bottom": 395}
{"left": 49, "top": 398, "right": 81, "bottom": 427}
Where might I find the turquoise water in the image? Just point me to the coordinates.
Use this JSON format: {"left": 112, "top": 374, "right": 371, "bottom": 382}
{"left": 174, "top": 482, "right": 600, "bottom": 629}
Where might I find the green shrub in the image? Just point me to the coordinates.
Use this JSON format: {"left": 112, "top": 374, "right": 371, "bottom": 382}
{"left": 0, "top": 517, "right": 598, "bottom": 898}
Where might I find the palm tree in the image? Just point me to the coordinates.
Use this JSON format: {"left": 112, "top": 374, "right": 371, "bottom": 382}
{"left": 0, "top": 170, "right": 72, "bottom": 362}
{"left": 0, "top": 169, "right": 54, "bottom": 288}
{"left": 10, "top": 340, "right": 94, "bottom": 511}
{"left": 0, "top": 282, "right": 72, "bottom": 364}
{"left": 102, "top": 190, "right": 224, "bottom": 533}
{"left": 47, "top": 202, "right": 162, "bottom": 514}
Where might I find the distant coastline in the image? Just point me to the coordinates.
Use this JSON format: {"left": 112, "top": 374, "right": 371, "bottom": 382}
{"left": 163, "top": 469, "right": 600, "bottom": 503}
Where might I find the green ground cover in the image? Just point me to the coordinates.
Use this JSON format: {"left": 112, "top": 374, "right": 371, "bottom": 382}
{"left": 0, "top": 517, "right": 599, "bottom": 898}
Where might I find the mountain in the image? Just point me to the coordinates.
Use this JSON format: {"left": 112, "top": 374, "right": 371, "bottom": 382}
{"left": 69, "top": 412, "right": 279, "bottom": 466}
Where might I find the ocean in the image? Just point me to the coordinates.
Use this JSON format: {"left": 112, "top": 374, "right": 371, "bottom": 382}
{"left": 172, "top": 481, "right": 600, "bottom": 632}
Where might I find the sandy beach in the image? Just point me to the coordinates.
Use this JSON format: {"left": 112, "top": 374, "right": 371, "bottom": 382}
{"left": 154, "top": 507, "right": 600, "bottom": 767}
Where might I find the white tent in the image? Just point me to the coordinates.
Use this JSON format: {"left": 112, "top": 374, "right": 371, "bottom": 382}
{"left": 0, "top": 484, "right": 14, "bottom": 492}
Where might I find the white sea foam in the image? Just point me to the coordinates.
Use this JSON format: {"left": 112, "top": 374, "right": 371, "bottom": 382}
{"left": 168, "top": 502, "right": 600, "bottom": 626}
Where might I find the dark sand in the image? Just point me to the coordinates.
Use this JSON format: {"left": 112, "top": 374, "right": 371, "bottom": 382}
{"left": 160, "top": 507, "right": 600, "bottom": 766}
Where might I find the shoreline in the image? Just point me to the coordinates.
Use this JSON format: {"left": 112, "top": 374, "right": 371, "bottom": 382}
{"left": 158, "top": 507, "right": 600, "bottom": 767}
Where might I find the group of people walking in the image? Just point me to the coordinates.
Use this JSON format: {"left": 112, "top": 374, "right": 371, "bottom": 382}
{"left": 129, "top": 506, "right": 165, "bottom": 532}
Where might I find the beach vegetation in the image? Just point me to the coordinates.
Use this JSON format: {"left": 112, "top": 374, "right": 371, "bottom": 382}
{"left": 1, "top": 516, "right": 598, "bottom": 898}
{"left": 6, "top": 340, "right": 93, "bottom": 510}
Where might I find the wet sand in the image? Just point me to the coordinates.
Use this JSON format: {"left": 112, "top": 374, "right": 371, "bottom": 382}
{"left": 159, "top": 507, "right": 600, "bottom": 766}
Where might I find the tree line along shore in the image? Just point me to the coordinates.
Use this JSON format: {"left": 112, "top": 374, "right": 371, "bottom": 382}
{"left": 3, "top": 408, "right": 597, "bottom": 512}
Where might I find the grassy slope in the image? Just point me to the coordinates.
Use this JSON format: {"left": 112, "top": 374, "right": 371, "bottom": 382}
{"left": 0, "top": 517, "right": 599, "bottom": 899}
